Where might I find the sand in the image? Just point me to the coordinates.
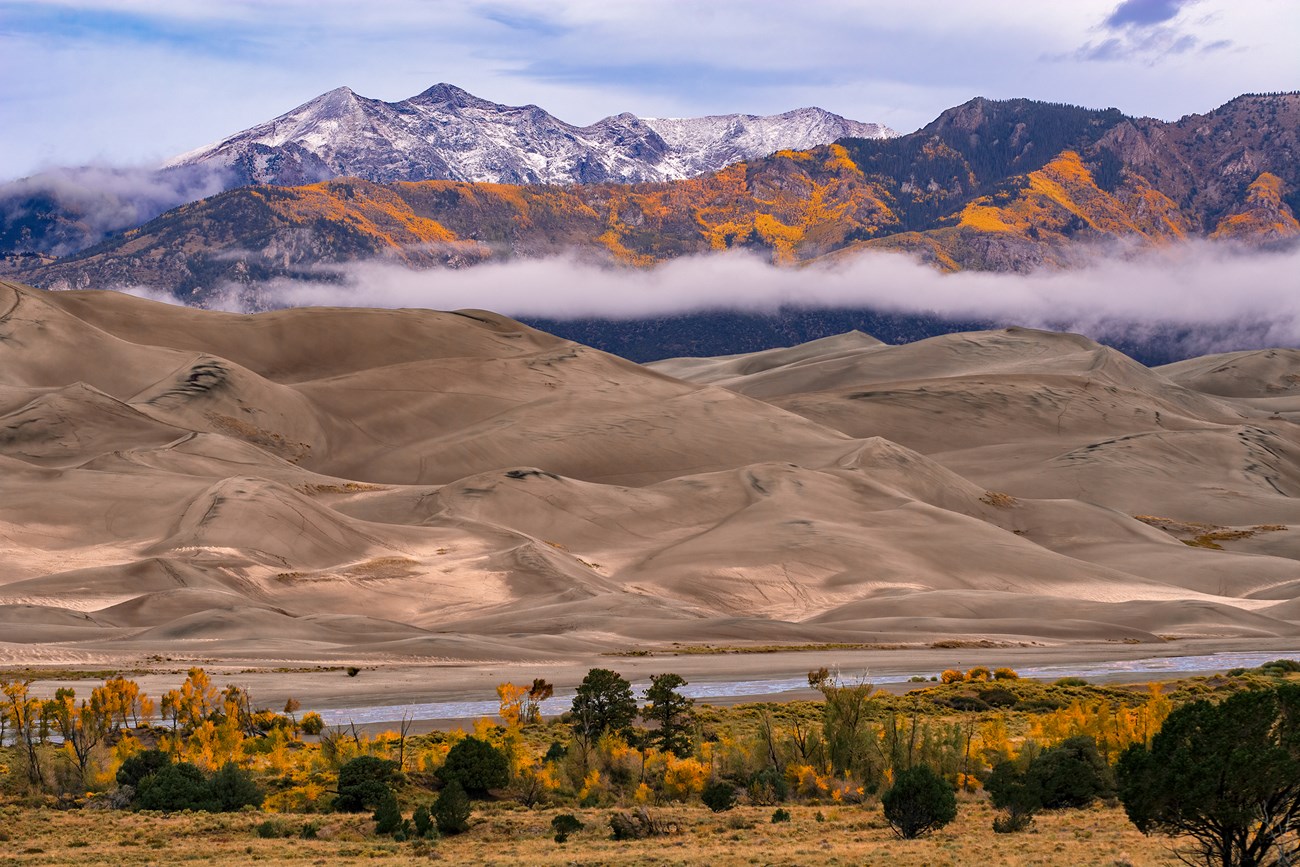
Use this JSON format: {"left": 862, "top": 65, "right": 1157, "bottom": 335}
{"left": 0, "top": 279, "right": 1297, "bottom": 680}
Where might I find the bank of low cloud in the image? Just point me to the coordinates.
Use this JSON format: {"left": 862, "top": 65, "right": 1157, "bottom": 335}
{"left": 226, "top": 242, "right": 1300, "bottom": 356}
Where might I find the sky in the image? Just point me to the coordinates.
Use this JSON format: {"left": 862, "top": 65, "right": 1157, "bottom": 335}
{"left": 2, "top": 0, "right": 1297, "bottom": 180}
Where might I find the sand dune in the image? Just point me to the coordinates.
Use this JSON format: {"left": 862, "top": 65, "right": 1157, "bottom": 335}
{"left": 1, "top": 279, "right": 1297, "bottom": 661}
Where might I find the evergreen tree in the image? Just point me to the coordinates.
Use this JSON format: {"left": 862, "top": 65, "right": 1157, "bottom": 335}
{"left": 437, "top": 736, "right": 508, "bottom": 796}
{"left": 434, "top": 780, "right": 471, "bottom": 835}
{"left": 334, "top": 756, "right": 399, "bottom": 812}
{"left": 881, "top": 766, "right": 957, "bottom": 839}
{"left": 642, "top": 673, "right": 695, "bottom": 757}
{"left": 570, "top": 668, "right": 637, "bottom": 739}
{"left": 1118, "top": 684, "right": 1300, "bottom": 867}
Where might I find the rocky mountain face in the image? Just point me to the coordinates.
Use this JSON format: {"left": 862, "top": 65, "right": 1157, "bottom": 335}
{"left": 15, "top": 94, "right": 1299, "bottom": 298}
{"left": 0, "top": 84, "right": 891, "bottom": 259}
{"left": 165, "top": 82, "right": 894, "bottom": 186}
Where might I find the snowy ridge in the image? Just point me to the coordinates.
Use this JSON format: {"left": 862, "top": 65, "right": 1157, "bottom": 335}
{"left": 165, "top": 83, "right": 895, "bottom": 187}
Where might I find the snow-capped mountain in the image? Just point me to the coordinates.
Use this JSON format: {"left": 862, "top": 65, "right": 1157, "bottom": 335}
{"left": 165, "top": 83, "right": 895, "bottom": 186}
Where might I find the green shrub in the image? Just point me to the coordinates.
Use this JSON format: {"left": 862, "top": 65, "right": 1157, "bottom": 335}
{"left": 1260, "top": 658, "right": 1300, "bottom": 675}
{"left": 881, "top": 766, "right": 957, "bottom": 839}
{"left": 208, "top": 762, "right": 263, "bottom": 811}
{"left": 135, "top": 762, "right": 218, "bottom": 812}
{"left": 255, "top": 819, "right": 292, "bottom": 839}
{"left": 334, "top": 756, "right": 400, "bottom": 812}
{"left": 116, "top": 749, "right": 171, "bottom": 789}
{"left": 986, "top": 760, "right": 1039, "bottom": 833}
{"left": 433, "top": 780, "right": 471, "bottom": 835}
{"left": 437, "top": 737, "right": 508, "bottom": 797}
{"left": 372, "top": 793, "right": 402, "bottom": 835}
{"left": 771, "top": 808, "right": 792, "bottom": 823}
{"left": 300, "top": 712, "right": 325, "bottom": 735}
{"left": 1028, "top": 736, "right": 1113, "bottom": 809}
{"left": 1054, "top": 677, "right": 1088, "bottom": 687}
{"left": 701, "top": 780, "right": 737, "bottom": 813}
{"left": 977, "top": 687, "right": 1019, "bottom": 708}
{"left": 412, "top": 805, "right": 433, "bottom": 839}
{"left": 552, "top": 813, "right": 583, "bottom": 843}
{"left": 748, "top": 766, "right": 788, "bottom": 805}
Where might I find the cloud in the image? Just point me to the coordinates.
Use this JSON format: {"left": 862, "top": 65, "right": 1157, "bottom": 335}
{"left": 1077, "top": 0, "right": 1233, "bottom": 63}
{"left": 150, "top": 242, "right": 1300, "bottom": 360}
{"left": 1104, "top": 0, "right": 1194, "bottom": 29}
{"left": 0, "top": 163, "right": 234, "bottom": 256}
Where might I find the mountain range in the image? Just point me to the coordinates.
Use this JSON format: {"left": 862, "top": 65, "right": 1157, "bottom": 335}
{"left": 0, "top": 83, "right": 890, "bottom": 259}
{"left": 13, "top": 92, "right": 1299, "bottom": 302}
{"left": 166, "top": 82, "right": 894, "bottom": 187}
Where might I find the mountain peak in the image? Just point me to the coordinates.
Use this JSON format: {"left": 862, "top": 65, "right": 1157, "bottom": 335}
{"left": 165, "top": 83, "right": 897, "bottom": 187}
{"left": 410, "top": 82, "right": 480, "bottom": 106}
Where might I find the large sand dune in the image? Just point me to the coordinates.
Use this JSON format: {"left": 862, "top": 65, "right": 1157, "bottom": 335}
{"left": 1, "top": 279, "right": 1298, "bottom": 663}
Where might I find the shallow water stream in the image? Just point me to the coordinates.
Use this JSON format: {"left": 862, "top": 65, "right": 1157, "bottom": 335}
{"left": 316, "top": 649, "right": 1297, "bottom": 726}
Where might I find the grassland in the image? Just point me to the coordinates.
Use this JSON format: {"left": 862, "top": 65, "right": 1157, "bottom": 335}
{"left": 0, "top": 800, "right": 1177, "bottom": 866}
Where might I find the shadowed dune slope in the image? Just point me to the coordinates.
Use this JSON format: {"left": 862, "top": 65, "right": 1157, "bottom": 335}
{"left": 1, "top": 279, "right": 1297, "bottom": 660}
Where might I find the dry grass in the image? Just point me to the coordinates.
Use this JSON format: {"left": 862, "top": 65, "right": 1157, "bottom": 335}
{"left": 294, "top": 482, "right": 388, "bottom": 495}
{"left": 979, "top": 491, "right": 1019, "bottom": 508}
{"left": 0, "top": 801, "right": 1180, "bottom": 866}
{"left": 1133, "top": 515, "right": 1288, "bottom": 550}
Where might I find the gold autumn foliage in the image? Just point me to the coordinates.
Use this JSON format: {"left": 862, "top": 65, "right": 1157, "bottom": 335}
{"left": 220, "top": 141, "right": 1280, "bottom": 277}
{"left": 1211, "top": 172, "right": 1300, "bottom": 241}
{"left": 1, "top": 663, "right": 1294, "bottom": 824}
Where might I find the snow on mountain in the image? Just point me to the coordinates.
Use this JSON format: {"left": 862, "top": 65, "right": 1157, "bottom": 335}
{"left": 165, "top": 83, "right": 896, "bottom": 187}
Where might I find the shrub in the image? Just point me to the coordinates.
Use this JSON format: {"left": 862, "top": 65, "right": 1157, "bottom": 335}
{"left": 940, "top": 669, "right": 964, "bottom": 684}
{"left": 1054, "top": 677, "right": 1088, "bottom": 687}
{"left": 255, "top": 819, "right": 292, "bottom": 839}
{"left": 941, "top": 695, "right": 990, "bottom": 712}
{"left": 135, "top": 762, "right": 218, "bottom": 812}
{"left": 300, "top": 712, "right": 325, "bottom": 735}
{"left": 208, "top": 762, "right": 264, "bottom": 811}
{"left": 881, "top": 766, "right": 957, "bottom": 839}
{"left": 345, "top": 667, "right": 360, "bottom": 677}
{"left": 334, "top": 756, "right": 400, "bottom": 812}
{"left": 433, "top": 780, "right": 471, "bottom": 835}
{"left": 609, "top": 807, "right": 674, "bottom": 839}
{"left": 748, "top": 766, "right": 789, "bottom": 805}
{"left": 116, "top": 749, "right": 171, "bottom": 789}
{"left": 771, "top": 807, "right": 792, "bottom": 823}
{"left": 966, "top": 666, "right": 991, "bottom": 682}
{"left": 986, "top": 759, "right": 1039, "bottom": 833}
{"left": 1260, "top": 658, "right": 1300, "bottom": 675}
{"left": 977, "top": 687, "right": 1019, "bottom": 708}
{"left": 372, "top": 792, "right": 402, "bottom": 835}
{"left": 993, "top": 667, "right": 1020, "bottom": 680}
{"left": 412, "top": 805, "right": 433, "bottom": 839}
{"left": 552, "top": 813, "right": 583, "bottom": 843}
{"left": 701, "top": 780, "right": 737, "bottom": 813}
{"left": 437, "top": 736, "right": 508, "bottom": 796}
{"left": 1029, "top": 736, "right": 1113, "bottom": 809}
